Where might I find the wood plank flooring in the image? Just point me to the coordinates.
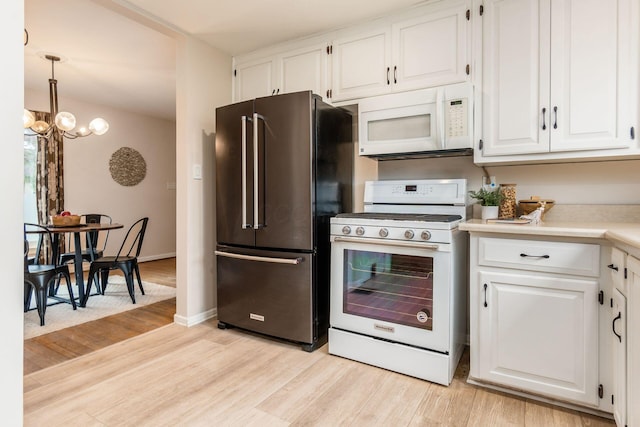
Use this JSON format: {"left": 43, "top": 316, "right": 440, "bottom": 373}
{"left": 24, "top": 320, "right": 615, "bottom": 426}
{"left": 23, "top": 257, "right": 615, "bottom": 426}
{"left": 23, "top": 258, "right": 176, "bottom": 375}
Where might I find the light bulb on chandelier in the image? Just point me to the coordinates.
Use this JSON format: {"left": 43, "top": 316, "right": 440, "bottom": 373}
{"left": 23, "top": 54, "right": 109, "bottom": 140}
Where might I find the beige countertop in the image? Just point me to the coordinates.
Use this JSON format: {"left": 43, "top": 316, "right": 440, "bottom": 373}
{"left": 459, "top": 219, "right": 640, "bottom": 249}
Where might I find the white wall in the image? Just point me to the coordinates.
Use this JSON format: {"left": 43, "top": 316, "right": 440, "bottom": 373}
{"left": 2, "top": 1, "right": 25, "bottom": 424}
{"left": 376, "top": 156, "right": 640, "bottom": 206}
{"left": 174, "top": 35, "right": 232, "bottom": 325}
{"left": 24, "top": 89, "right": 177, "bottom": 260}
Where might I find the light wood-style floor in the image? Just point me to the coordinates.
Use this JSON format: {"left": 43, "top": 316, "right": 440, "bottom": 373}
{"left": 23, "top": 258, "right": 615, "bottom": 426}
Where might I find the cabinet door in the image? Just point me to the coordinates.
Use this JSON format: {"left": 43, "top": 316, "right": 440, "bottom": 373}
{"left": 392, "top": 3, "right": 469, "bottom": 92}
{"left": 277, "top": 43, "right": 328, "bottom": 99}
{"left": 481, "top": 0, "right": 551, "bottom": 156}
{"left": 611, "top": 288, "right": 627, "bottom": 427}
{"left": 331, "top": 28, "right": 391, "bottom": 101}
{"left": 610, "top": 246, "right": 627, "bottom": 294}
{"left": 627, "top": 255, "right": 640, "bottom": 427}
{"left": 477, "top": 271, "right": 599, "bottom": 405}
{"left": 233, "top": 57, "right": 276, "bottom": 102}
{"left": 549, "top": 0, "right": 633, "bottom": 152}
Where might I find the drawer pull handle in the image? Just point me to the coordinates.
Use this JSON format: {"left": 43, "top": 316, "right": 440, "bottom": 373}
{"left": 520, "top": 253, "right": 550, "bottom": 259}
{"left": 613, "top": 312, "right": 622, "bottom": 343}
{"left": 607, "top": 263, "right": 619, "bottom": 271}
{"left": 483, "top": 283, "right": 488, "bottom": 308}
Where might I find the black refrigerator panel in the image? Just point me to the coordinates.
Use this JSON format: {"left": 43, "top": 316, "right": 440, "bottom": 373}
{"left": 215, "top": 100, "right": 255, "bottom": 248}
{"left": 254, "top": 91, "right": 314, "bottom": 251}
{"left": 216, "top": 245, "right": 318, "bottom": 347}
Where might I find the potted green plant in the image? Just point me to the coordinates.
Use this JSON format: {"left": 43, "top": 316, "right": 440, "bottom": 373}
{"left": 469, "top": 187, "right": 504, "bottom": 220}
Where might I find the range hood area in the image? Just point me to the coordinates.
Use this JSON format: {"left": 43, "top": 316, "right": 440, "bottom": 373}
{"left": 366, "top": 147, "right": 474, "bottom": 161}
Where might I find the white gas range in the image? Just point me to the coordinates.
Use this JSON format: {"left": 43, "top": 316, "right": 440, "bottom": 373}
{"left": 328, "top": 179, "right": 469, "bottom": 386}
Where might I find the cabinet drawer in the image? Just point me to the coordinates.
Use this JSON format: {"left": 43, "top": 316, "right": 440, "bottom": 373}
{"left": 478, "top": 237, "right": 600, "bottom": 277}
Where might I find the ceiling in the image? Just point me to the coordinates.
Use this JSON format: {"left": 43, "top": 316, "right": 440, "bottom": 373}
{"left": 25, "top": 0, "right": 423, "bottom": 121}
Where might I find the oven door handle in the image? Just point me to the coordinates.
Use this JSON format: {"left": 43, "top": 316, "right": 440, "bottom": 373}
{"left": 332, "top": 236, "right": 441, "bottom": 251}
{"left": 215, "top": 250, "right": 303, "bottom": 265}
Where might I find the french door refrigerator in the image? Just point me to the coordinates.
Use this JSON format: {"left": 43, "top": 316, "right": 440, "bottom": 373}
{"left": 215, "top": 90, "right": 353, "bottom": 351}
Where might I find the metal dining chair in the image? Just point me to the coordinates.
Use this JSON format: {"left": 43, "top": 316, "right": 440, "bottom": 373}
{"left": 80, "top": 217, "right": 149, "bottom": 307}
{"left": 58, "top": 213, "right": 113, "bottom": 265}
{"left": 24, "top": 223, "right": 77, "bottom": 326}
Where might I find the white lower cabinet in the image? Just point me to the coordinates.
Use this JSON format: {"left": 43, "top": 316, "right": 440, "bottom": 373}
{"left": 611, "top": 288, "right": 626, "bottom": 427}
{"left": 627, "top": 255, "right": 640, "bottom": 427}
{"left": 476, "top": 270, "right": 598, "bottom": 405}
{"left": 610, "top": 248, "right": 640, "bottom": 427}
{"left": 469, "top": 235, "right": 608, "bottom": 410}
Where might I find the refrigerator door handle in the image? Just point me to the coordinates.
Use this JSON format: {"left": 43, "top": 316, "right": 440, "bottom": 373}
{"left": 215, "top": 250, "right": 303, "bottom": 265}
{"left": 241, "top": 115, "right": 252, "bottom": 229}
{"left": 253, "top": 112, "right": 265, "bottom": 229}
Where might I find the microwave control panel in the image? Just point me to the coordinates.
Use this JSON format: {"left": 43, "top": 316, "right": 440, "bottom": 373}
{"left": 445, "top": 98, "right": 468, "bottom": 138}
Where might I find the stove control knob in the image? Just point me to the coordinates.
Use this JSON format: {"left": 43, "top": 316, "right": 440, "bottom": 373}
{"left": 356, "top": 227, "right": 365, "bottom": 236}
{"left": 379, "top": 228, "right": 389, "bottom": 238}
{"left": 421, "top": 230, "right": 432, "bottom": 241}
{"left": 341, "top": 226, "right": 351, "bottom": 235}
{"left": 404, "top": 230, "right": 415, "bottom": 240}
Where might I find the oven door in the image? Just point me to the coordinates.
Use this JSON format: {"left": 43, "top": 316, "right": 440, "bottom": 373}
{"left": 330, "top": 236, "right": 451, "bottom": 353}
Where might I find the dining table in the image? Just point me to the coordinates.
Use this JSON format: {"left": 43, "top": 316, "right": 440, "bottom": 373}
{"left": 44, "top": 222, "right": 124, "bottom": 304}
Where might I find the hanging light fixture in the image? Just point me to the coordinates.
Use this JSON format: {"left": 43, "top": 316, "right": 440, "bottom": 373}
{"left": 23, "top": 55, "right": 109, "bottom": 140}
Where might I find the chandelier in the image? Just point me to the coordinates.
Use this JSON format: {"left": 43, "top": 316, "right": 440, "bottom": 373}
{"left": 23, "top": 55, "right": 109, "bottom": 140}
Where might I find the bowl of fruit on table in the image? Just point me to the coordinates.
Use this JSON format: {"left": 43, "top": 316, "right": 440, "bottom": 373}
{"left": 51, "top": 211, "right": 82, "bottom": 226}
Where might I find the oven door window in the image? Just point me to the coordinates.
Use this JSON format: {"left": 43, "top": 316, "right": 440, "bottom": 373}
{"left": 343, "top": 249, "right": 433, "bottom": 330}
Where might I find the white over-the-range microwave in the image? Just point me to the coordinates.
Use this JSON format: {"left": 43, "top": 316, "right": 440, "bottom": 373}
{"left": 358, "top": 82, "right": 474, "bottom": 159}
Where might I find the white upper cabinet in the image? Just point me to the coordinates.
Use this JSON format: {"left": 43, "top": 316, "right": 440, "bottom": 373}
{"left": 233, "top": 42, "right": 329, "bottom": 102}
{"left": 331, "top": 0, "right": 471, "bottom": 102}
{"left": 481, "top": 0, "right": 550, "bottom": 156}
{"left": 233, "top": 56, "right": 276, "bottom": 102}
{"left": 549, "top": 0, "right": 632, "bottom": 152}
{"left": 277, "top": 43, "right": 328, "bottom": 98}
{"left": 391, "top": 5, "right": 469, "bottom": 92}
{"left": 330, "top": 28, "right": 392, "bottom": 101}
{"left": 479, "top": 0, "right": 636, "bottom": 162}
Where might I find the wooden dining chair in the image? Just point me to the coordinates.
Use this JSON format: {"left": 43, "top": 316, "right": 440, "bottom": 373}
{"left": 80, "top": 217, "right": 149, "bottom": 307}
{"left": 24, "top": 223, "right": 77, "bottom": 326}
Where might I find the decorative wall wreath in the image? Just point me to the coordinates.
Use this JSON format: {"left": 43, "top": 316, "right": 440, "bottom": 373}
{"left": 109, "top": 147, "right": 147, "bottom": 186}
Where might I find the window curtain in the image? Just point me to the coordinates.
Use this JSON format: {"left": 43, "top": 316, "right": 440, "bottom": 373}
{"left": 34, "top": 111, "right": 64, "bottom": 224}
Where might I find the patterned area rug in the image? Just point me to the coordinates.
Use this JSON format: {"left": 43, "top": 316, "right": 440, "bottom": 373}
{"left": 24, "top": 275, "right": 176, "bottom": 339}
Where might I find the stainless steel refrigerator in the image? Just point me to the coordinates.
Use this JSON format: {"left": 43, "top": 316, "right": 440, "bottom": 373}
{"left": 215, "top": 91, "right": 353, "bottom": 351}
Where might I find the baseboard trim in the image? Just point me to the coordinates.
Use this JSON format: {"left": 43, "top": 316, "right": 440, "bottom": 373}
{"left": 174, "top": 308, "right": 217, "bottom": 327}
{"left": 138, "top": 253, "right": 176, "bottom": 263}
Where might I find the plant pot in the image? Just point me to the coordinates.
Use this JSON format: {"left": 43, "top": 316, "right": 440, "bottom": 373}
{"left": 481, "top": 205, "right": 499, "bottom": 220}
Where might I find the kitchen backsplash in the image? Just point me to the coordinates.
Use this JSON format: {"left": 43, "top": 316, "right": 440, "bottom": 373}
{"left": 375, "top": 155, "right": 640, "bottom": 206}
